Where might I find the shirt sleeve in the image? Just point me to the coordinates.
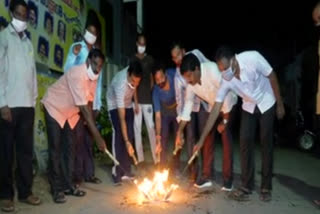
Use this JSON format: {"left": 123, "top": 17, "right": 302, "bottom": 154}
{"left": 93, "top": 72, "right": 102, "bottom": 110}
{"left": 180, "top": 85, "right": 195, "bottom": 121}
{"left": 174, "top": 73, "right": 184, "bottom": 118}
{"left": 66, "top": 69, "right": 88, "bottom": 106}
{"left": 0, "top": 30, "right": 8, "bottom": 108}
{"left": 114, "top": 80, "right": 127, "bottom": 109}
{"left": 152, "top": 87, "right": 161, "bottom": 112}
{"left": 215, "top": 80, "right": 230, "bottom": 103}
{"left": 63, "top": 42, "right": 80, "bottom": 73}
{"left": 253, "top": 51, "right": 273, "bottom": 76}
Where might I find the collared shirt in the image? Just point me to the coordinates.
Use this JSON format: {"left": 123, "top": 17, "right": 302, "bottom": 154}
{"left": 181, "top": 62, "right": 238, "bottom": 121}
{"left": 175, "top": 49, "right": 210, "bottom": 121}
{"left": 64, "top": 40, "right": 102, "bottom": 111}
{"left": 41, "top": 64, "right": 97, "bottom": 129}
{"left": 106, "top": 67, "right": 135, "bottom": 111}
{"left": 216, "top": 51, "right": 275, "bottom": 114}
{"left": 0, "top": 24, "right": 38, "bottom": 108}
{"left": 153, "top": 69, "right": 177, "bottom": 115}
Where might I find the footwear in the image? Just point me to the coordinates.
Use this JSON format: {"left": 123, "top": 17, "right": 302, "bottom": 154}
{"left": 19, "top": 194, "right": 41, "bottom": 205}
{"left": 121, "top": 174, "right": 135, "bottom": 181}
{"left": 64, "top": 187, "right": 86, "bottom": 197}
{"left": 194, "top": 179, "right": 213, "bottom": 189}
{"left": 221, "top": 185, "right": 233, "bottom": 192}
{"left": 1, "top": 200, "right": 14, "bottom": 212}
{"left": 85, "top": 176, "right": 102, "bottom": 184}
{"left": 53, "top": 192, "right": 67, "bottom": 204}
{"left": 228, "top": 187, "right": 252, "bottom": 201}
{"left": 259, "top": 189, "right": 272, "bottom": 202}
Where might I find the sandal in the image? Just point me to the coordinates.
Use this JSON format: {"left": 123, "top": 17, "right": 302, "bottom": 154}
{"left": 64, "top": 188, "right": 86, "bottom": 197}
{"left": 1, "top": 200, "right": 14, "bottom": 212}
{"left": 228, "top": 187, "right": 252, "bottom": 201}
{"left": 314, "top": 200, "right": 320, "bottom": 208}
{"left": 260, "top": 189, "right": 272, "bottom": 202}
{"left": 53, "top": 192, "right": 67, "bottom": 204}
{"left": 85, "top": 176, "right": 102, "bottom": 184}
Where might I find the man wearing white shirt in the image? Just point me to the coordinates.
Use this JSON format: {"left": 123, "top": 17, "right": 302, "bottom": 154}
{"left": 177, "top": 54, "right": 238, "bottom": 190}
{"left": 171, "top": 43, "right": 209, "bottom": 182}
{"left": 192, "top": 46, "right": 285, "bottom": 202}
{"left": 106, "top": 61, "right": 142, "bottom": 185}
{"left": 0, "top": 0, "right": 41, "bottom": 211}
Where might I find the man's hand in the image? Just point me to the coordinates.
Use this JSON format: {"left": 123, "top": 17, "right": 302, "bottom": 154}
{"left": 73, "top": 44, "right": 82, "bottom": 55}
{"left": 174, "top": 131, "right": 184, "bottom": 153}
{"left": 96, "top": 136, "right": 107, "bottom": 151}
{"left": 193, "top": 140, "right": 204, "bottom": 154}
{"left": 155, "top": 141, "right": 162, "bottom": 154}
{"left": 217, "top": 123, "right": 226, "bottom": 134}
{"left": 134, "top": 103, "right": 140, "bottom": 114}
{"left": 125, "top": 140, "right": 135, "bottom": 157}
{"left": 0, "top": 106, "right": 12, "bottom": 122}
{"left": 276, "top": 100, "right": 285, "bottom": 120}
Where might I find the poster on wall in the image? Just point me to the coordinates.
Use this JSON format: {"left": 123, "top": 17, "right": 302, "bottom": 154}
{"left": 0, "top": 0, "right": 106, "bottom": 72}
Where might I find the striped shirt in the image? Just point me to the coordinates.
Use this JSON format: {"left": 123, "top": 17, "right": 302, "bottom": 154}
{"left": 106, "top": 67, "right": 135, "bottom": 111}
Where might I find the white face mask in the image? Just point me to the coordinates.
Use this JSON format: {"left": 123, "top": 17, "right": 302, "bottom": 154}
{"left": 87, "top": 64, "right": 99, "bottom": 81}
{"left": 127, "top": 81, "right": 135, "bottom": 89}
{"left": 84, "top": 30, "right": 97, "bottom": 45}
{"left": 137, "top": 45, "right": 146, "bottom": 54}
{"left": 11, "top": 17, "right": 27, "bottom": 33}
{"left": 221, "top": 60, "right": 235, "bottom": 81}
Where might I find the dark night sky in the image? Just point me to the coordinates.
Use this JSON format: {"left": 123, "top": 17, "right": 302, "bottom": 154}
{"left": 143, "top": 1, "right": 319, "bottom": 70}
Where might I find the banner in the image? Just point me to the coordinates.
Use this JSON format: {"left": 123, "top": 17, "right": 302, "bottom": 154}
{"left": 0, "top": 0, "right": 106, "bottom": 72}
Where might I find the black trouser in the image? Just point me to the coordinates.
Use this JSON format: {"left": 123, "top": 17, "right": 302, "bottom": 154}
{"left": 44, "top": 108, "right": 75, "bottom": 194}
{"left": 239, "top": 105, "right": 275, "bottom": 191}
{"left": 73, "top": 116, "right": 95, "bottom": 182}
{"left": 0, "top": 107, "right": 35, "bottom": 200}
{"left": 110, "top": 108, "right": 134, "bottom": 183}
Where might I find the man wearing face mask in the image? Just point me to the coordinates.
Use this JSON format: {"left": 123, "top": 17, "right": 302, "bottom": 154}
{"left": 64, "top": 23, "right": 103, "bottom": 187}
{"left": 0, "top": 0, "right": 41, "bottom": 212}
{"left": 107, "top": 61, "right": 142, "bottom": 185}
{"left": 129, "top": 33, "right": 157, "bottom": 166}
{"left": 191, "top": 46, "right": 285, "bottom": 202}
{"left": 41, "top": 49, "right": 107, "bottom": 203}
{"left": 177, "top": 54, "right": 237, "bottom": 190}
{"left": 152, "top": 62, "right": 179, "bottom": 168}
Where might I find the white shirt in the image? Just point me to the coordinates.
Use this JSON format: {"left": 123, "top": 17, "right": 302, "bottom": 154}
{"left": 181, "top": 61, "right": 238, "bottom": 121}
{"left": 175, "top": 49, "right": 209, "bottom": 122}
{"left": 216, "top": 51, "right": 275, "bottom": 114}
{"left": 106, "top": 67, "right": 135, "bottom": 111}
{"left": 0, "top": 25, "right": 38, "bottom": 108}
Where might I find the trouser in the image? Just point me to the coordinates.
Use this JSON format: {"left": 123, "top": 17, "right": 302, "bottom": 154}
{"left": 44, "top": 108, "right": 75, "bottom": 194}
{"left": 239, "top": 105, "right": 275, "bottom": 191}
{"left": 0, "top": 107, "right": 34, "bottom": 200}
{"left": 160, "top": 114, "right": 178, "bottom": 167}
{"left": 199, "top": 107, "right": 234, "bottom": 187}
{"left": 133, "top": 104, "right": 157, "bottom": 163}
{"left": 110, "top": 108, "right": 134, "bottom": 183}
{"left": 73, "top": 116, "right": 95, "bottom": 182}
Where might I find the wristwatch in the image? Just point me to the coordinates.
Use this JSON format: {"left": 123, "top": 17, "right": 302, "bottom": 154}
{"left": 223, "top": 119, "right": 228, "bottom": 125}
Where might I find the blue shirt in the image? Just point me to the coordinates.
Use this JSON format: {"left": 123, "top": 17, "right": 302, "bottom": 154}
{"left": 152, "top": 68, "right": 176, "bottom": 114}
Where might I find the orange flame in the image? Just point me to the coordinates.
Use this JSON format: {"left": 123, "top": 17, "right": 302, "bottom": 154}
{"left": 134, "top": 169, "right": 178, "bottom": 203}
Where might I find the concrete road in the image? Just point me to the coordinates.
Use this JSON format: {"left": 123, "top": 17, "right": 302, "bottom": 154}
{"left": 2, "top": 144, "right": 320, "bottom": 214}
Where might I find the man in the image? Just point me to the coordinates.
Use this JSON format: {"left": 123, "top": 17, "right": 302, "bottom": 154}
{"left": 177, "top": 54, "right": 237, "bottom": 190}
{"left": 171, "top": 43, "right": 210, "bottom": 182}
{"left": 107, "top": 61, "right": 142, "bottom": 185}
{"left": 152, "top": 63, "right": 178, "bottom": 168}
{"left": 0, "top": 0, "right": 41, "bottom": 212}
{"left": 64, "top": 24, "right": 102, "bottom": 186}
{"left": 130, "top": 33, "right": 157, "bottom": 165}
{"left": 192, "top": 46, "right": 285, "bottom": 202}
{"left": 42, "top": 49, "right": 107, "bottom": 203}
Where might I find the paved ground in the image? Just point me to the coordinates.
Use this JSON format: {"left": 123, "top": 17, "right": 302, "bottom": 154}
{"left": 2, "top": 143, "right": 320, "bottom": 214}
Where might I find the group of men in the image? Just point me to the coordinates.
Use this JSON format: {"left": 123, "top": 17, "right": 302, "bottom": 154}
{"left": 1, "top": 0, "right": 320, "bottom": 212}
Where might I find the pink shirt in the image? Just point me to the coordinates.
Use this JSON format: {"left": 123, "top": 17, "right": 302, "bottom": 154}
{"left": 41, "top": 64, "right": 97, "bottom": 129}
